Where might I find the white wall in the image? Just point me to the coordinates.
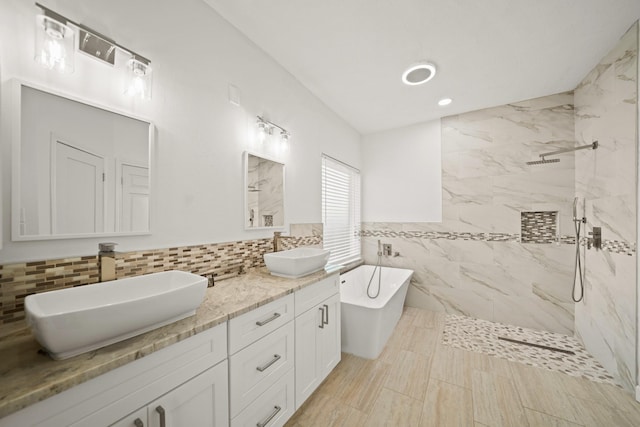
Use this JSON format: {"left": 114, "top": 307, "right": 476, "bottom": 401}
{"left": 0, "top": 0, "right": 361, "bottom": 263}
{"left": 361, "top": 120, "right": 441, "bottom": 222}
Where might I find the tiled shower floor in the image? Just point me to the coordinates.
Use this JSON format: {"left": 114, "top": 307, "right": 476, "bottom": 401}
{"left": 442, "top": 313, "right": 616, "bottom": 385}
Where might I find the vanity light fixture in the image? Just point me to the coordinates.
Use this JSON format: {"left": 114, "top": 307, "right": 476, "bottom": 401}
{"left": 256, "top": 116, "right": 291, "bottom": 147}
{"left": 34, "top": 2, "right": 153, "bottom": 99}
{"left": 34, "top": 7, "right": 75, "bottom": 73}
{"left": 402, "top": 63, "right": 437, "bottom": 86}
{"left": 438, "top": 97, "right": 452, "bottom": 106}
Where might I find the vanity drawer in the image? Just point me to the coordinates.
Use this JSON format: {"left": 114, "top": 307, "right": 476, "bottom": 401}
{"left": 229, "top": 321, "right": 294, "bottom": 418}
{"left": 229, "top": 294, "right": 294, "bottom": 355}
{"left": 294, "top": 274, "right": 339, "bottom": 316}
{"left": 231, "top": 368, "right": 294, "bottom": 427}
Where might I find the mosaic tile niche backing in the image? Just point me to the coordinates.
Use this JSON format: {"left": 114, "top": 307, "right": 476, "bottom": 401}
{"left": 0, "top": 223, "right": 323, "bottom": 334}
{"left": 521, "top": 211, "right": 558, "bottom": 244}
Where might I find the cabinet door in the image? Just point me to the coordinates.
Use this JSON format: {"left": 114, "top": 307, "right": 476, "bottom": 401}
{"left": 294, "top": 305, "right": 323, "bottom": 409}
{"left": 319, "top": 293, "right": 341, "bottom": 377}
{"left": 110, "top": 408, "right": 146, "bottom": 427}
{"left": 148, "top": 361, "right": 228, "bottom": 427}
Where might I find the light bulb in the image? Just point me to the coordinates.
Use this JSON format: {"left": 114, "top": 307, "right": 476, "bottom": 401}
{"left": 124, "top": 58, "right": 152, "bottom": 99}
{"left": 256, "top": 120, "right": 268, "bottom": 143}
{"left": 35, "top": 15, "right": 74, "bottom": 73}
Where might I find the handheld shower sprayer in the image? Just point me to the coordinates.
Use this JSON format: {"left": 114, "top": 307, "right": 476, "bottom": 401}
{"left": 572, "top": 197, "right": 585, "bottom": 302}
{"left": 368, "top": 240, "right": 383, "bottom": 299}
{"left": 572, "top": 198, "right": 585, "bottom": 223}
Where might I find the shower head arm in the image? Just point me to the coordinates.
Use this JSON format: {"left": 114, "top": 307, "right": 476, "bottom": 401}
{"left": 537, "top": 141, "right": 598, "bottom": 159}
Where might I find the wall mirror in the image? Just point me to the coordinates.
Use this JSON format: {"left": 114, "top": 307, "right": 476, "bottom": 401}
{"left": 12, "top": 80, "right": 154, "bottom": 241}
{"left": 244, "top": 151, "right": 285, "bottom": 229}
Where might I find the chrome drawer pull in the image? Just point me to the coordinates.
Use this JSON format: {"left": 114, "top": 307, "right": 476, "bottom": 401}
{"left": 155, "top": 406, "right": 166, "bottom": 427}
{"left": 134, "top": 419, "right": 144, "bottom": 427}
{"left": 256, "top": 312, "right": 281, "bottom": 326}
{"left": 256, "top": 354, "right": 281, "bottom": 372}
{"left": 323, "top": 304, "right": 329, "bottom": 325}
{"left": 257, "top": 405, "right": 281, "bottom": 427}
{"left": 318, "top": 306, "right": 325, "bottom": 329}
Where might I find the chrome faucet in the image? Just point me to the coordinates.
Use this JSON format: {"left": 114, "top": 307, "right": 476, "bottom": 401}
{"left": 99, "top": 242, "right": 117, "bottom": 282}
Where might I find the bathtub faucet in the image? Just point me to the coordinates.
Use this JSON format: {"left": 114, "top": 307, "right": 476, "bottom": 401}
{"left": 377, "top": 240, "right": 382, "bottom": 257}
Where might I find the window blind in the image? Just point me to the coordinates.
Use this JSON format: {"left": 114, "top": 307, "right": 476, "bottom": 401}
{"left": 321, "top": 154, "right": 361, "bottom": 265}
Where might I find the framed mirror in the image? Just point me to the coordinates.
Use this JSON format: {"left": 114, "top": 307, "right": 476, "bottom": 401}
{"left": 244, "top": 151, "right": 285, "bottom": 229}
{"left": 11, "top": 80, "right": 154, "bottom": 241}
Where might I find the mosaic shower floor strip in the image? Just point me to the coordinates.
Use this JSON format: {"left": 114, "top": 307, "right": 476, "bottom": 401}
{"left": 442, "top": 314, "right": 616, "bottom": 385}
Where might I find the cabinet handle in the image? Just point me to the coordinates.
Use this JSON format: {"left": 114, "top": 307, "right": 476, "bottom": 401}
{"left": 256, "top": 405, "right": 281, "bottom": 427}
{"left": 155, "top": 406, "right": 166, "bottom": 427}
{"left": 134, "top": 419, "right": 144, "bottom": 427}
{"left": 256, "top": 354, "right": 281, "bottom": 372}
{"left": 256, "top": 312, "right": 281, "bottom": 326}
{"left": 323, "top": 304, "right": 329, "bottom": 325}
{"left": 318, "top": 306, "right": 325, "bottom": 329}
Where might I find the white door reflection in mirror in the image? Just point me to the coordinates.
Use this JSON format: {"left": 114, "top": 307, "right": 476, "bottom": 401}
{"left": 12, "top": 80, "right": 153, "bottom": 240}
{"left": 52, "top": 139, "right": 105, "bottom": 234}
{"left": 119, "top": 163, "right": 149, "bottom": 232}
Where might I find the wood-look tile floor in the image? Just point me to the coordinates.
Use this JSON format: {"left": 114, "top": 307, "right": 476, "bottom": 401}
{"left": 285, "top": 307, "right": 640, "bottom": 427}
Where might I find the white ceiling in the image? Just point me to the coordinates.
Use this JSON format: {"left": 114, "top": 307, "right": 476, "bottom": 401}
{"left": 203, "top": 0, "right": 640, "bottom": 135}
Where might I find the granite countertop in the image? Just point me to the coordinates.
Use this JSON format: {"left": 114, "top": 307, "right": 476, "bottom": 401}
{"left": 0, "top": 266, "right": 341, "bottom": 419}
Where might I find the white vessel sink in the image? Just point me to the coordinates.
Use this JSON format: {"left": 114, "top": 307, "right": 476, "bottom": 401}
{"left": 25, "top": 270, "right": 208, "bottom": 360}
{"left": 264, "top": 247, "right": 330, "bottom": 278}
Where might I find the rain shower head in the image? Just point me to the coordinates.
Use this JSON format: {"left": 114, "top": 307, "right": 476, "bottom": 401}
{"left": 526, "top": 141, "right": 598, "bottom": 166}
{"left": 526, "top": 158, "right": 560, "bottom": 166}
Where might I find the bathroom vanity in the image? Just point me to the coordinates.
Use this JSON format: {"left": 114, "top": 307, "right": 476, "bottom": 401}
{"left": 0, "top": 268, "right": 340, "bottom": 427}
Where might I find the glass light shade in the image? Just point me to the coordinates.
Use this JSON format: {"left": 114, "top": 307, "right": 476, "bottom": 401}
{"left": 280, "top": 131, "right": 290, "bottom": 150}
{"left": 256, "top": 119, "right": 268, "bottom": 143}
{"left": 34, "top": 15, "right": 75, "bottom": 73}
{"left": 125, "top": 58, "right": 152, "bottom": 99}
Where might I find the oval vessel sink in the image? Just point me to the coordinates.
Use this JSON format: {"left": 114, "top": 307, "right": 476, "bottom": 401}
{"left": 264, "top": 247, "right": 330, "bottom": 278}
{"left": 25, "top": 270, "right": 207, "bottom": 360}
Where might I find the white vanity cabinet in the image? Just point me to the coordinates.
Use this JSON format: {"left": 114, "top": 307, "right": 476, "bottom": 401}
{"left": 0, "top": 323, "right": 229, "bottom": 427}
{"left": 0, "top": 272, "right": 342, "bottom": 427}
{"left": 110, "top": 361, "right": 228, "bottom": 427}
{"left": 228, "top": 294, "right": 296, "bottom": 427}
{"left": 294, "top": 274, "right": 341, "bottom": 409}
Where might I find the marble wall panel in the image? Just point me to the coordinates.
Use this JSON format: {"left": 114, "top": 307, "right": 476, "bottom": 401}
{"left": 363, "top": 90, "right": 579, "bottom": 335}
{"left": 574, "top": 21, "right": 638, "bottom": 391}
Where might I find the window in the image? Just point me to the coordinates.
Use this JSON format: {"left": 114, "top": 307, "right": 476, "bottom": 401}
{"left": 322, "top": 154, "right": 361, "bottom": 265}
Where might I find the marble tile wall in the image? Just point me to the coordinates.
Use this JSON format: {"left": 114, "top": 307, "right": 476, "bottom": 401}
{"left": 574, "top": 22, "right": 638, "bottom": 390}
{"left": 363, "top": 91, "right": 578, "bottom": 336}
{"left": 280, "top": 223, "right": 323, "bottom": 249}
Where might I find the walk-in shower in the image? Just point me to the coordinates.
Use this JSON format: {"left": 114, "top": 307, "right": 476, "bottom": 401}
{"left": 526, "top": 141, "right": 598, "bottom": 165}
{"left": 526, "top": 143, "right": 599, "bottom": 302}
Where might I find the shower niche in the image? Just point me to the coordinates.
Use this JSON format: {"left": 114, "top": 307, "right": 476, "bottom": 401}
{"left": 520, "top": 211, "right": 558, "bottom": 244}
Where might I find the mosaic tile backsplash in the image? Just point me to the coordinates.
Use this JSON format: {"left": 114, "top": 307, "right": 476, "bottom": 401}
{"left": 0, "top": 223, "right": 324, "bottom": 335}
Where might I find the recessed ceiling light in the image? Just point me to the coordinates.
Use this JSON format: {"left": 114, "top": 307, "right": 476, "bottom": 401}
{"left": 438, "top": 98, "right": 452, "bottom": 106}
{"left": 402, "top": 63, "right": 436, "bottom": 85}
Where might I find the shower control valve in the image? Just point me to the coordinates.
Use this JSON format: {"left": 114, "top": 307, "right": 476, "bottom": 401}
{"left": 382, "top": 244, "right": 393, "bottom": 256}
{"left": 588, "top": 227, "right": 602, "bottom": 250}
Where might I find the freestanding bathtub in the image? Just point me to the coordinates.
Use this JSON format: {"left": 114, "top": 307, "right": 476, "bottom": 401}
{"left": 340, "top": 265, "right": 414, "bottom": 359}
